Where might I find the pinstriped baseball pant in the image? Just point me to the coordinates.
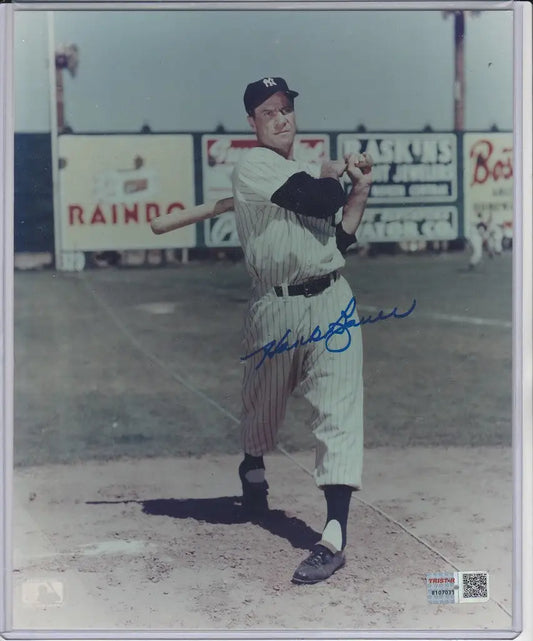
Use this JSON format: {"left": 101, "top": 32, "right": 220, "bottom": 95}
{"left": 240, "top": 275, "right": 364, "bottom": 489}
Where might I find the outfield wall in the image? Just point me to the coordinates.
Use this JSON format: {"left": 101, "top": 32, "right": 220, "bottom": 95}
{"left": 14, "top": 130, "right": 513, "bottom": 261}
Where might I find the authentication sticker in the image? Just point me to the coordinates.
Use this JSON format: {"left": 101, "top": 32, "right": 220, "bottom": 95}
{"left": 426, "top": 572, "right": 458, "bottom": 604}
{"left": 426, "top": 571, "right": 489, "bottom": 604}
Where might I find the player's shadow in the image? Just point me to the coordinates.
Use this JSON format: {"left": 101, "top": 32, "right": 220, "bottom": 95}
{"left": 86, "top": 496, "right": 320, "bottom": 551}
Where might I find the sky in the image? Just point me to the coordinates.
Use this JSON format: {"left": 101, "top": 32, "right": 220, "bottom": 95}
{"left": 14, "top": 7, "right": 514, "bottom": 133}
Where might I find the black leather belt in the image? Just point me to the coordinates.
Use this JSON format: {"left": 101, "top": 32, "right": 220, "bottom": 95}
{"left": 274, "top": 271, "right": 339, "bottom": 298}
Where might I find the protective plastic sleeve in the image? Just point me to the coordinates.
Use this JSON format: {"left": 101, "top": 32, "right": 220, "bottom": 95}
{"left": 335, "top": 223, "right": 357, "bottom": 254}
{"left": 270, "top": 172, "right": 347, "bottom": 220}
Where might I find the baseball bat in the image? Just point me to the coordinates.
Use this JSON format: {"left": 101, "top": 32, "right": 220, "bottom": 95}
{"left": 150, "top": 156, "right": 373, "bottom": 235}
{"left": 150, "top": 197, "right": 235, "bottom": 235}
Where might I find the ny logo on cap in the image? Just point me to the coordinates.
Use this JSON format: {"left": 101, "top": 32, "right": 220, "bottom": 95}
{"left": 262, "top": 77, "right": 277, "bottom": 87}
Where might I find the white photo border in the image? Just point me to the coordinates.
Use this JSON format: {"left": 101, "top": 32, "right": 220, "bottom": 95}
{"left": 1, "top": 2, "right": 531, "bottom": 640}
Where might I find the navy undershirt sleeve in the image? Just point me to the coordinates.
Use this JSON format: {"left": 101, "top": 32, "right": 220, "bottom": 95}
{"left": 270, "top": 172, "right": 346, "bottom": 220}
{"left": 335, "top": 223, "right": 357, "bottom": 255}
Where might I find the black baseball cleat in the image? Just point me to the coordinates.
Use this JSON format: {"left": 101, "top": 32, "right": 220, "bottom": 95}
{"left": 292, "top": 544, "right": 345, "bottom": 584}
{"left": 238, "top": 460, "right": 269, "bottom": 515}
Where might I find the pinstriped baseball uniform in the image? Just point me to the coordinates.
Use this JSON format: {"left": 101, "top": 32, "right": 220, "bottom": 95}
{"left": 232, "top": 146, "right": 364, "bottom": 489}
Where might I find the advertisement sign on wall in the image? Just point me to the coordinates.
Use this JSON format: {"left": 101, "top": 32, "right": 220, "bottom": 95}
{"left": 202, "top": 134, "right": 330, "bottom": 247}
{"left": 463, "top": 132, "right": 513, "bottom": 234}
{"left": 335, "top": 132, "right": 459, "bottom": 242}
{"left": 58, "top": 135, "right": 196, "bottom": 251}
{"left": 357, "top": 206, "right": 458, "bottom": 242}
{"left": 337, "top": 133, "right": 458, "bottom": 203}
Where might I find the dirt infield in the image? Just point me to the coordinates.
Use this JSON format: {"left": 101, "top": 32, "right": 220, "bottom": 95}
{"left": 10, "top": 250, "right": 514, "bottom": 633}
{"left": 13, "top": 447, "right": 512, "bottom": 632}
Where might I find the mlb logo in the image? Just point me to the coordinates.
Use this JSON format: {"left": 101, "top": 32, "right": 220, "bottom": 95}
{"left": 22, "top": 580, "right": 64, "bottom": 607}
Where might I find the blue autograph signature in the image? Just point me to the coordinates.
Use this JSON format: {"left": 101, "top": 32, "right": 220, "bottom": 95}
{"left": 241, "top": 297, "right": 417, "bottom": 370}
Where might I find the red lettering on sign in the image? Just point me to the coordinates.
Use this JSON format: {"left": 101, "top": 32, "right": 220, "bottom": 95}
{"left": 470, "top": 140, "right": 513, "bottom": 186}
{"left": 69, "top": 205, "right": 84, "bottom": 225}
{"left": 145, "top": 203, "right": 160, "bottom": 223}
{"left": 90, "top": 206, "right": 106, "bottom": 224}
{"left": 167, "top": 202, "right": 185, "bottom": 215}
{"left": 67, "top": 203, "right": 186, "bottom": 226}
{"left": 124, "top": 204, "right": 139, "bottom": 223}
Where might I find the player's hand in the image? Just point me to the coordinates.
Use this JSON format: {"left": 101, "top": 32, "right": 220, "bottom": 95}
{"left": 344, "top": 153, "right": 373, "bottom": 186}
{"left": 320, "top": 159, "right": 348, "bottom": 180}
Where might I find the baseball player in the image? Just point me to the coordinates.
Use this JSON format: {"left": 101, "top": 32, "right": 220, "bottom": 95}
{"left": 467, "top": 210, "right": 501, "bottom": 269}
{"left": 232, "top": 77, "right": 372, "bottom": 584}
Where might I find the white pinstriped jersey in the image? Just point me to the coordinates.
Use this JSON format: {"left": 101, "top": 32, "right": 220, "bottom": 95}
{"left": 231, "top": 146, "right": 345, "bottom": 288}
{"left": 233, "top": 144, "right": 364, "bottom": 491}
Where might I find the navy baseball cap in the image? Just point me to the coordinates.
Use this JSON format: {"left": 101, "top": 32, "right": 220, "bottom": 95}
{"left": 244, "top": 77, "right": 299, "bottom": 115}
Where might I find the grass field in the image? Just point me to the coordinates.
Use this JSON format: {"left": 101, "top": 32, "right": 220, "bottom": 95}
{"left": 13, "top": 250, "right": 513, "bottom": 466}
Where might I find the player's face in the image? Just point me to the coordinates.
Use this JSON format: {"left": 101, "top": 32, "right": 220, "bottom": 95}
{"left": 248, "top": 92, "right": 296, "bottom": 159}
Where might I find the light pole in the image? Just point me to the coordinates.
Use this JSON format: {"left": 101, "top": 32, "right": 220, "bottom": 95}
{"left": 453, "top": 10, "right": 465, "bottom": 131}
{"left": 54, "top": 43, "right": 79, "bottom": 133}
{"left": 47, "top": 16, "right": 82, "bottom": 270}
{"left": 442, "top": 10, "right": 480, "bottom": 131}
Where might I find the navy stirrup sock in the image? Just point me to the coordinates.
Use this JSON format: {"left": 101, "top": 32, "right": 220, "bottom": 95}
{"left": 322, "top": 484, "right": 353, "bottom": 551}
